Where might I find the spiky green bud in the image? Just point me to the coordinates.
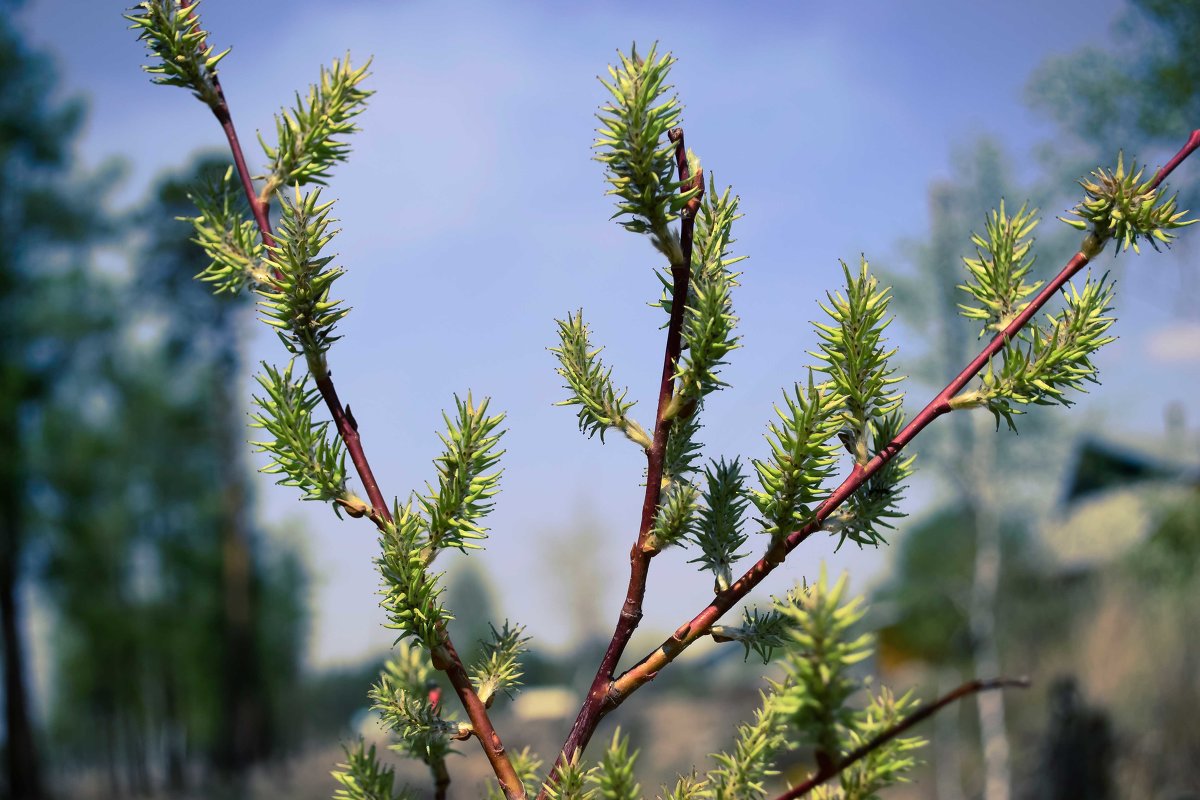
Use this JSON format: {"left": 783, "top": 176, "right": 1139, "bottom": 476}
{"left": 958, "top": 201, "right": 1043, "bottom": 334}
{"left": 126, "top": 0, "right": 230, "bottom": 107}
{"left": 594, "top": 44, "right": 697, "bottom": 262}
{"left": 1061, "top": 153, "right": 1196, "bottom": 255}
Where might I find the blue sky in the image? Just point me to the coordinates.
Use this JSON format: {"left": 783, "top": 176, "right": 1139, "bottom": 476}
{"left": 18, "top": 0, "right": 1200, "bottom": 669}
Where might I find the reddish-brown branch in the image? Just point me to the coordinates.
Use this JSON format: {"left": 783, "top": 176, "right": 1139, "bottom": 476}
{"left": 545, "top": 129, "right": 705, "bottom": 790}
{"left": 775, "top": 677, "right": 1030, "bottom": 799}
{"left": 177, "top": 5, "right": 522, "bottom": 793}
{"left": 1150, "top": 129, "right": 1200, "bottom": 191}
{"left": 434, "top": 640, "right": 524, "bottom": 798}
{"left": 603, "top": 128, "right": 1200, "bottom": 712}
{"left": 181, "top": 0, "right": 392, "bottom": 524}
{"left": 211, "top": 102, "right": 275, "bottom": 247}
{"left": 603, "top": 253, "right": 1088, "bottom": 708}
{"left": 205, "top": 68, "right": 394, "bottom": 529}
{"left": 179, "top": 0, "right": 275, "bottom": 246}
{"left": 314, "top": 376, "right": 389, "bottom": 521}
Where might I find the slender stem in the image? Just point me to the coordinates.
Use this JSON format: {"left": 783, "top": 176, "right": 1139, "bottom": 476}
{"left": 211, "top": 103, "right": 274, "bottom": 246}
{"left": 605, "top": 127, "right": 1200, "bottom": 713}
{"left": 178, "top": 6, "right": 523, "bottom": 793}
{"left": 432, "top": 759, "right": 450, "bottom": 800}
{"left": 313, "top": 377, "right": 389, "bottom": 522}
{"left": 178, "top": 0, "right": 273, "bottom": 243}
{"left": 1150, "top": 129, "right": 1200, "bottom": 191}
{"left": 434, "top": 639, "right": 524, "bottom": 798}
{"left": 544, "top": 129, "right": 704, "bottom": 789}
{"left": 774, "top": 678, "right": 1030, "bottom": 800}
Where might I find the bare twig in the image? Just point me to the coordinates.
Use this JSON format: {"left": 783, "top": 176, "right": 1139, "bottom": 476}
{"left": 1150, "top": 129, "right": 1200, "bottom": 191}
{"left": 775, "top": 677, "right": 1031, "bottom": 799}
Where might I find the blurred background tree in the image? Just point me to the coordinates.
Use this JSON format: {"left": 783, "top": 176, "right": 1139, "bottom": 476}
{"left": 1029, "top": 0, "right": 1200, "bottom": 312}
{"left": 879, "top": 139, "right": 1074, "bottom": 800}
{"left": 1025, "top": 3, "right": 1199, "bottom": 793}
{"left": 0, "top": 0, "right": 112, "bottom": 795}
{"left": 1, "top": 3, "right": 311, "bottom": 789}
{"left": 31, "top": 156, "right": 311, "bottom": 795}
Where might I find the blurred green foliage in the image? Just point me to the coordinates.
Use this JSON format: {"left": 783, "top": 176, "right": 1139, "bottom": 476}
{"left": 27, "top": 152, "right": 311, "bottom": 792}
{"left": 1, "top": 1, "right": 113, "bottom": 795}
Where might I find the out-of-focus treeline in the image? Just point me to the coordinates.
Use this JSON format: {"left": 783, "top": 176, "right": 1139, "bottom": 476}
{"left": 0, "top": 4, "right": 310, "bottom": 795}
{"left": 1, "top": 1, "right": 1197, "bottom": 799}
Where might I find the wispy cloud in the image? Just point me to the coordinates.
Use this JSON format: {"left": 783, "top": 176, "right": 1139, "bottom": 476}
{"left": 1145, "top": 321, "right": 1200, "bottom": 363}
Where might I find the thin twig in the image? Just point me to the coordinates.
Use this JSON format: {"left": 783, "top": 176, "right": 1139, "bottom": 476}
{"left": 1150, "top": 129, "right": 1200, "bottom": 191}
{"left": 178, "top": 3, "right": 523, "bottom": 793}
{"left": 546, "top": 128, "right": 705, "bottom": 789}
{"left": 775, "top": 677, "right": 1030, "bottom": 799}
{"left": 602, "top": 128, "right": 1200, "bottom": 714}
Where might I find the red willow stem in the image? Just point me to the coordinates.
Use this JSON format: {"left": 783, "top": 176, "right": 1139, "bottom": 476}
{"left": 178, "top": 0, "right": 273, "bottom": 245}
{"left": 211, "top": 102, "right": 275, "bottom": 246}
{"left": 603, "top": 128, "right": 1200, "bottom": 710}
{"left": 544, "top": 129, "right": 704, "bottom": 789}
{"left": 434, "top": 640, "right": 524, "bottom": 799}
{"left": 180, "top": 0, "right": 390, "bottom": 520}
{"left": 1151, "top": 129, "right": 1200, "bottom": 191}
{"left": 180, "top": 5, "right": 523, "bottom": 794}
{"left": 775, "top": 677, "right": 1030, "bottom": 799}
{"left": 210, "top": 84, "right": 389, "bottom": 522}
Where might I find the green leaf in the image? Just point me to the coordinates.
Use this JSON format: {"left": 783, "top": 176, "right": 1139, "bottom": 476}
{"left": 709, "top": 587, "right": 801, "bottom": 664}
{"left": 370, "top": 652, "right": 461, "bottom": 766}
{"left": 587, "top": 729, "right": 641, "bottom": 800}
{"left": 749, "top": 374, "right": 843, "bottom": 542}
{"left": 649, "top": 480, "right": 699, "bottom": 553}
{"left": 812, "top": 259, "right": 904, "bottom": 460}
{"left": 256, "top": 187, "right": 349, "bottom": 376}
{"left": 771, "top": 567, "right": 871, "bottom": 761}
{"left": 827, "top": 411, "right": 915, "bottom": 550}
{"left": 486, "top": 748, "right": 545, "bottom": 800}
{"left": 952, "top": 272, "right": 1117, "bottom": 430}
{"left": 663, "top": 411, "right": 703, "bottom": 488}
{"left": 470, "top": 620, "right": 530, "bottom": 707}
{"left": 183, "top": 165, "right": 267, "bottom": 294}
{"left": 331, "top": 740, "right": 416, "bottom": 800}
{"left": 657, "top": 773, "right": 705, "bottom": 800}
{"left": 377, "top": 499, "right": 448, "bottom": 648}
{"left": 668, "top": 179, "right": 745, "bottom": 408}
{"left": 705, "top": 690, "right": 787, "bottom": 800}
{"left": 1062, "top": 152, "right": 1196, "bottom": 254}
{"left": 836, "top": 688, "right": 924, "bottom": 799}
{"left": 544, "top": 754, "right": 594, "bottom": 800}
{"left": 689, "top": 458, "right": 749, "bottom": 592}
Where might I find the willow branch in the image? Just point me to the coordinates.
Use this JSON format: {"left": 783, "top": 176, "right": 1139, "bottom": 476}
{"left": 1151, "top": 129, "right": 1200, "bottom": 191}
{"left": 545, "top": 128, "right": 705, "bottom": 789}
{"left": 775, "top": 677, "right": 1030, "bottom": 799}
{"left": 178, "top": 3, "right": 521, "bottom": 793}
{"left": 602, "top": 129, "right": 1200, "bottom": 713}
